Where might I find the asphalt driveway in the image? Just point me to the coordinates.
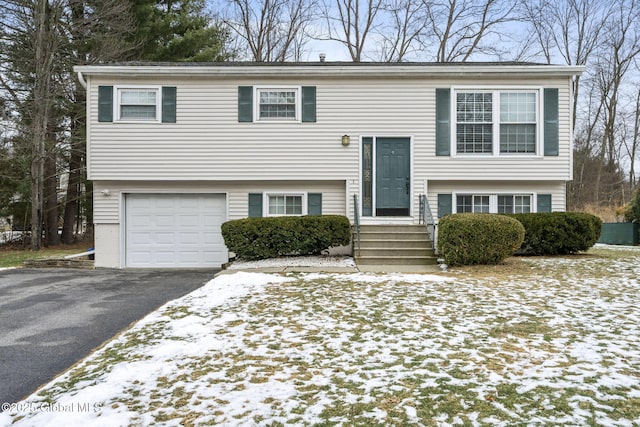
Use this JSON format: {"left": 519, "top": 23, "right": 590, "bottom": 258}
{"left": 0, "top": 268, "right": 216, "bottom": 406}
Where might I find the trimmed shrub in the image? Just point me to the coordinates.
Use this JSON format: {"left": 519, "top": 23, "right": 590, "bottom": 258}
{"left": 508, "top": 212, "right": 602, "bottom": 255}
{"left": 221, "top": 215, "right": 351, "bottom": 260}
{"left": 437, "top": 213, "right": 525, "bottom": 266}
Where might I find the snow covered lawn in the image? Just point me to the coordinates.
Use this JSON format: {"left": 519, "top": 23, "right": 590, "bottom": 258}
{"left": 2, "top": 247, "right": 640, "bottom": 426}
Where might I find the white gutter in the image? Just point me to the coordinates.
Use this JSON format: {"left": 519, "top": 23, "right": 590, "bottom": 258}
{"left": 76, "top": 71, "right": 87, "bottom": 89}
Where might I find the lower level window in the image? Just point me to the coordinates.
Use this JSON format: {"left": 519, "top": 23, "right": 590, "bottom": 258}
{"left": 457, "top": 195, "right": 490, "bottom": 213}
{"left": 498, "top": 195, "right": 531, "bottom": 213}
{"left": 268, "top": 195, "right": 303, "bottom": 215}
{"left": 457, "top": 194, "right": 532, "bottom": 214}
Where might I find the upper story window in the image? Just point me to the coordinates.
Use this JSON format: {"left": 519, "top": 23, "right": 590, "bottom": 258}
{"left": 454, "top": 89, "right": 539, "bottom": 156}
{"left": 98, "top": 85, "right": 176, "bottom": 124}
{"left": 256, "top": 87, "right": 300, "bottom": 122}
{"left": 238, "top": 86, "right": 316, "bottom": 123}
{"left": 117, "top": 88, "right": 160, "bottom": 121}
{"left": 456, "top": 92, "right": 493, "bottom": 154}
{"left": 258, "top": 89, "right": 298, "bottom": 120}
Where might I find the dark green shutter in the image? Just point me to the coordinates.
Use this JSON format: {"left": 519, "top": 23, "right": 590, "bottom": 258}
{"left": 161, "top": 86, "right": 177, "bottom": 123}
{"left": 307, "top": 193, "right": 322, "bottom": 215}
{"left": 435, "top": 88, "right": 451, "bottom": 156}
{"left": 98, "top": 86, "right": 113, "bottom": 122}
{"left": 301, "top": 86, "right": 316, "bottom": 122}
{"left": 544, "top": 88, "right": 559, "bottom": 156}
{"left": 537, "top": 194, "right": 552, "bottom": 212}
{"left": 248, "top": 193, "right": 263, "bottom": 217}
{"left": 437, "top": 194, "right": 452, "bottom": 218}
{"left": 162, "top": 86, "right": 176, "bottom": 123}
{"left": 238, "top": 86, "right": 253, "bottom": 122}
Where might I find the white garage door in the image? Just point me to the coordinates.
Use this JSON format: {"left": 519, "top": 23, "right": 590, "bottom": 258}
{"left": 125, "top": 194, "right": 227, "bottom": 268}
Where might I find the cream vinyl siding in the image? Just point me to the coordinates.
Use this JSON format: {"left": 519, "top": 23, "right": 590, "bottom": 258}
{"left": 426, "top": 181, "right": 567, "bottom": 218}
{"left": 93, "top": 180, "right": 346, "bottom": 224}
{"left": 86, "top": 75, "right": 572, "bottom": 182}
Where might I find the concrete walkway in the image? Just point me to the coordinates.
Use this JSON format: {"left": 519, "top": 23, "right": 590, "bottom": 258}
{"left": 216, "top": 263, "right": 442, "bottom": 276}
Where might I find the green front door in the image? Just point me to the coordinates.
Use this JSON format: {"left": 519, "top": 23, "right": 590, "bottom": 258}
{"left": 376, "top": 137, "right": 410, "bottom": 216}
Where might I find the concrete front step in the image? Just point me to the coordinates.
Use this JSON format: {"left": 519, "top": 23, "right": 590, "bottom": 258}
{"left": 353, "top": 224, "right": 437, "bottom": 267}
{"left": 356, "top": 231, "right": 429, "bottom": 240}
{"left": 358, "top": 224, "right": 426, "bottom": 232}
{"left": 358, "top": 239, "right": 432, "bottom": 249}
{"left": 359, "top": 247, "right": 435, "bottom": 257}
{"left": 355, "top": 255, "right": 438, "bottom": 265}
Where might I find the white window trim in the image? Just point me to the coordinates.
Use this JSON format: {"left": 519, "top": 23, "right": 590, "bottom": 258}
{"left": 451, "top": 86, "right": 543, "bottom": 157}
{"left": 453, "top": 192, "right": 535, "bottom": 214}
{"left": 114, "top": 85, "right": 161, "bottom": 123}
{"left": 254, "top": 86, "right": 302, "bottom": 123}
{"left": 264, "top": 192, "right": 307, "bottom": 217}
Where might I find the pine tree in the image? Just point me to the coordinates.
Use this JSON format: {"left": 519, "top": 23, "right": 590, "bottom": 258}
{"left": 129, "top": 0, "right": 233, "bottom": 62}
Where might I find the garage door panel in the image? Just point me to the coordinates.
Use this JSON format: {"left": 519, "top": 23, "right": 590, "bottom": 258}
{"left": 125, "top": 194, "right": 227, "bottom": 268}
{"left": 179, "top": 197, "right": 198, "bottom": 206}
{"left": 179, "top": 215, "right": 199, "bottom": 227}
{"left": 129, "top": 231, "right": 153, "bottom": 245}
{"left": 130, "top": 214, "right": 152, "bottom": 228}
{"left": 202, "top": 214, "right": 222, "bottom": 227}
{"left": 155, "top": 215, "right": 176, "bottom": 227}
{"left": 178, "top": 232, "right": 200, "bottom": 244}
{"left": 156, "top": 198, "right": 177, "bottom": 209}
{"left": 156, "top": 232, "right": 176, "bottom": 245}
{"left": 202, "top": 232, "right": 221, "bottom": 245}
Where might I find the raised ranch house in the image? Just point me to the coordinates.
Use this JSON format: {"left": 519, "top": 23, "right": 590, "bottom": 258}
{"left": 74, "top": 62, "right": 584, "bottom": 269}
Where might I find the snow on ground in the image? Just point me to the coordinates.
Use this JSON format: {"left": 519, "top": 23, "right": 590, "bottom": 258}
{"left": 0, "top": 231, "right": 24, "bottom": 244}
{"left": 593, "top": 243, "right": 640, "bottom": 251}
{"left": 226, "top": 255, "right": 356, "bottom": 270}
{"left": 1, "top": 251, "right": 640, "bottom": 426}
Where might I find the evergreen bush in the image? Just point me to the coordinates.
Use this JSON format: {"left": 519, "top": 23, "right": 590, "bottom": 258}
{"left": 437, "top": 213, "right": 525, "bottom": 266}
{"left": 508, "top": 212, "right": 602, "bottom": 255}
{"left": 221, "top": 215, "right": 351, "bottom": 260}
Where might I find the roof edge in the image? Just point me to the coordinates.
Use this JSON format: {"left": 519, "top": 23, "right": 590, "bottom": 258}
{"left": 74, "top": 62, "right": 585, "bottom": 78}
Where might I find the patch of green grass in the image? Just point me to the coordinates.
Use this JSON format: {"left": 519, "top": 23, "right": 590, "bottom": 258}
{"left": 0, "top": 247, "right": 90, "bottom": 268}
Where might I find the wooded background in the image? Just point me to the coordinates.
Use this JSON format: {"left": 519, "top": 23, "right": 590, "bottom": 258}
{"left": 1, "top": 0, "right": 638, "bottom": 250}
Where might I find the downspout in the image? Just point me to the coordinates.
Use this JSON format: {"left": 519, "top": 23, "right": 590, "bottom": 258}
{"left": 77, "top": 71, "right": 87, "bottom": 89}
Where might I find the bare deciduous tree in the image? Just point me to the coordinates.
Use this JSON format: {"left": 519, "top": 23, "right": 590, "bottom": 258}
{"left": 522, "top": 0, "right": 608, "bottom": 129}
{"left": 376, "top": 0, "right": 425, "bottom": 61}
{"left": 226, "top": 0, "right": 317, "bottom": 61}
{"left": 424, "top": 0, "right": 517, "bottom": 62}
{"left": 321, "top": 0, "right": 384, "bottom": 62}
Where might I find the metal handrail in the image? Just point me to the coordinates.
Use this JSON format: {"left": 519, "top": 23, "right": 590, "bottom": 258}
{"left": 353, "top": 194, "right": 361, "bottom": 257}
{"left": 419, "top": 194, "right": 436, "bottom": 250}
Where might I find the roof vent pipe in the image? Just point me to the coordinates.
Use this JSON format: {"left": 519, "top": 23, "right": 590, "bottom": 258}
{"left": 319, "top": 53, "right": 326, "bottom": 62}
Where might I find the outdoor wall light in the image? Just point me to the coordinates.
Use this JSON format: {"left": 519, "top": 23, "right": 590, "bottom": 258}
{"left": 100, "top": 189, "right": 111, "bottom": 197}
{"left": 341, "top": 134, "right": 351, "bottom": 146}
